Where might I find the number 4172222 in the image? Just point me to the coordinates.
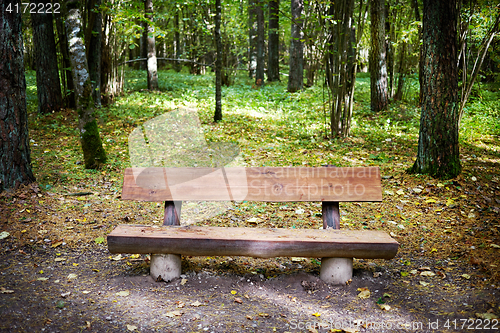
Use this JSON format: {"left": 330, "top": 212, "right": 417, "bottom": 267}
{"left": 6, "top": 3, "right": 61, "bottom": 14}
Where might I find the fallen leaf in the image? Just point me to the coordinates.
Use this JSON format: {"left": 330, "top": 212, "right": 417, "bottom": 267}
{"left": 82, "top": 291, "right": 91, "bottom": 294}
{"left": 180, "top": 279, "right": 187, "bottom": 286}
{"left": 413, "top": 188, "right": 422, "bottom": 193}
{"left": 0, "top": 232, "right": 10, "bottom": 240}
{"left": 111, "top": 254, "right": 123, "bottom": 261}
{"left": 246, "top": 315, "right": 253, "bottom": 320}
{"left": 461, "top": 274, "right": 471, "bottom": 280}
{"left": 490, "top": 244, "right": 500, "bottom": 249}
{"left": 191, "top": 300, "right": 202, "bottom": 307}
{"left": 165, "top": 311, "right": 183, "bottom": 317}
{"left": 116, "top": 290, "right": 130, "bottom": 297}
{"left": 259, "top": 313, "right": 270, "bottom": 317}
{"left": 234, "top": 297, "right": 242, "bottom": 304}
{"left": 357, "top": 288, "right": 370, "bottom": 299}
{"left": 295, "top": 208, "right": 305, "bottom": 214}
{"left": 384, "top": 190, "right": 394, "bottom": 196}
{"left": 247, "top": 217, "right": 262, "bottom": 224}
{"left": 176, "top": 301, "right": 185, "bottom": 308}
{"left": 0, "top": 287, "right": 14, "bottom": 294}
{"left": 410, "top": 270, "right": 418, "bottom": 275}
{"left": 396, "top": 190, "right": 405, "bottom": 195}
{"left": 471, "top": 176, "right": 477, "bottom": 181}
{"left": 37, "top": 277, "right": 49, "bottom": 281}
{"left": 383, "top": 293, "right": 391, "bottom": 298}
{"left": 373, "top": 272, "right": 382, "bottom": 278}
{"left": 230, "top": 290, "right": 237, "bottom": 295}
{"left": 126, "top": 324, "right": 137, "bottom": 331}
{"left": 476, "top": 312, "right": 498, "bottom": 320}
{"left": 436, "top": 271, "right": 447, "bottom": 279}
{"left": 312, "top": 312, "right": 320, "bottom": 317}
{"left": 419, "top": 281, "right": 430, "bottom": 286}
{"left": 67, "top": 273, "right": 77, "bottom": 280}
{"left": 425, "top": 198, "right": 437, "bottom": 203}
{"left": 378, "top": 304, "right": 391, "bottom": 311}
{"left": 54, "top": 258, "right": 66, "bottom": 262}
{"left": 420, "top": 271, "right": 436, "bottom": 277}
{"left": 61, "top": 292, "right": 71, "bottom": 298}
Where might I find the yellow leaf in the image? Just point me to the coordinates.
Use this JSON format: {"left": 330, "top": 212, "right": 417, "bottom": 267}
{"left": 231, "top": 290, "right": 237, "bottom": 295}
{"left": 420, "top": 271, "right": 436, "bottom": 277}
{"left": 378, "top": 304, "right": 391, "bottom": 311}
{"left": 116, "top": 290, "right": 130, "bottom": 297}
{"left": 490, "top": 244, "right": 500, "bottom": 249}
{"left": 437, "top": 183, "right": 444, "bottom": 187}
{"left": 430, "top": 248, "right": 438, "bottom": 253}
{"left": 180, "top": 279, "right": 188, "bottom": 285}
{"left": 425, "top": 198, "right": 437, "bottom": 203}
{"left": 73, "top": 263, "right": 79, "bottom": 267}
{"left": 21, "top": 230, "right": 27, "bottom": 233}
{"left": 129, "top": 254, "right": 140, "bottom": 259}
{"left": 476, "top": 313, "right": 498, "bottom": 320}
{"left": 446, "top": 198, "right": 455, "bottom": 206}
{"left": 51, "top": 241, "right": 63, "bottom": 248}
{"left": 461, "top": 274, "right": 471, "bottom": 280}
{"left": 312, "top": 312, "right": 321, "bottom": 317}
{"left": 375, "top": 214, "right": 382, "bottom": 218}
{"left": 396, "top": 190, "right": 405, "bottom": 195}
{"left": 357, "top": 288, "right": 370, "bottom": 299}
{"left": 419, "top": 281, "right": 430, "bottom": 286}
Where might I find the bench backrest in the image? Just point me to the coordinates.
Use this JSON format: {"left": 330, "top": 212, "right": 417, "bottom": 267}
{"left": 122, "top": 167, "right": 382, "bottom": 202}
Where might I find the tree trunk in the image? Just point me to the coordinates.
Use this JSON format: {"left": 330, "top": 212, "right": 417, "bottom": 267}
{"left": 385, "top": 2, "right": 394, "bottom": 99}
{"left": 87, "top": 0, "right": 102, "bottom": 108}
{"left": 409, "top": 0, "right": 461, "bottom": 179}
{"left": 55, "top": 12, "right": 76, "bottom": 108}
{"left": 267, "top": 0, "right": 280, "bottom": 82}
{"left": 66, "top": 4, "right": 107, "bottom": 169}
{"left": 326, "top": 0, "right": 356, "bottom": 138}
{"left": 369, "top": 0, "right": 388, "bottom": 111}
{"left": 140, "top": 19, "right": 147, "bottom": 70}
{"left": 31, "top": 0, "right": 63, "bottom": 114}
{"left": 248, "top": 0, "right": 257, "bottom": 78}
{"left": 394, "top": 41, "right": 407, "bottom": 101}
{"left": 412, "top": 0, "right": 423, "bottom": 104}
{"left": 214, "top": 0, "right": 222, "bottom": 122}
{"left": 145, "top": 0, "right": 159, "bottom": 90}
{"left": 174, "top": 11, "right": 181, "bottom": 72}
{"left": 0, "top": 1, "right": 36, "bottom": 191}
{"left": 255, "top": 0, "right": 265, "bottom": 86}
{"left": 288, "top": 0, "right": 304, "bottom": 93}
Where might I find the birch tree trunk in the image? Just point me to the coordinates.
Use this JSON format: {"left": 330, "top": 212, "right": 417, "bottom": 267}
{"left": 66, "top": 3, "right": 107, "bottom": 169}
{"left": 0, "top": 1, "right": 36, "bottom": 191}
{"left": 145, "top": 0, "right": 159, "bottom": 90}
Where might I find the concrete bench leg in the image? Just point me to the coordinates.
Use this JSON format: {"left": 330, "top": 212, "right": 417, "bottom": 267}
{"left": 150, "top": 254, "right": 181, "bottom": 282}
{"left": 320, "top": 257, "right": 353, "bottom": 284}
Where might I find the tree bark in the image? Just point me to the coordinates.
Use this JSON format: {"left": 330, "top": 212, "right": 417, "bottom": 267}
{"left": 409, "top": 0, "right": 461, "bottom": 179}
{"left": 412, "top": 0, "right": 423, "bottom": 105}
{"left": 140, "top": 18, "right": 147, "bottom": 70}
{"left": 87, "top": 0, "right": 102, "bottom": 108}
{"left": 145, "top": 0, "right": 159, "bottom": 90}
{"left": 255, "top": 0, "right": 265, "bottom": 86}
{"left": 369, "top": 0, "right": 388, "bottom": 111}
{"left": 267, "top": 0, "right": 280, "bottom": 82}
{"left": 31, "top": 0, "right": 63, "bottom": 114}
{"left": 0, "top": 1, "right": 36, "bottom": 191}
{"left": 55, "top": 10, "right": 76, "bottom": 108}
{"left": 288, "top": 0, "right": 304, "bottom": 92}
{"left": 248, "top": 0, "right": 257, "bottom": 78}
{"left": 174, "top": 11, "right": 181, "bottom": 72}
{"left": 214, "top": 0, "right": 222, "bottom": 122}
{"left": 66, "top": 3, "right": 107, "bottom": 169}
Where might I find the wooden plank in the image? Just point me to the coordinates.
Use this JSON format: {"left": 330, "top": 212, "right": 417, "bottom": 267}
{"left": 107, "top": 225, "right": 398, "bottom": 259}
{"left": 121, "top": 167, "right": 382, "bottom": 202}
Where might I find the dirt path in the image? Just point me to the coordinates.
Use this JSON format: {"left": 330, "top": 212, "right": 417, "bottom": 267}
{"left": 1, "top": 243, "right": 498, "bottom": 333}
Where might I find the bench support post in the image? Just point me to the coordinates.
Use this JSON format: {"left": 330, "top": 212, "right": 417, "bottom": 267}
{"left": 150, "top": 201, "right": 183, "bottom": 281}
{"left": 320, "top": 257, "right": 353, "bottom": 284}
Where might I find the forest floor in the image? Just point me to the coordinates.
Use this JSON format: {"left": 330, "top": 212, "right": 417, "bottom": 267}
{"left": 1, "top": 70, "right": 499, "bottom": 332}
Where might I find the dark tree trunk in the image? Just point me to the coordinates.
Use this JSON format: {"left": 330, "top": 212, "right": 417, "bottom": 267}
{"left": 385, "top": 2, "right": 394, "bottom": 99}
{"left": 394, "top": 41, "right": 407, "bottom": 101}
{"left": 55, "top": 12, "right": 76, "bottom": 108}
{"left": 248, "top": 0, "right": 257, "bottom": 78}
{"left": 409, "top": 0, "right": 461, "bottom": 179}
{"left": 174, "top": 11, "right": 181, "bottom": 72}
{"left": 66, "top": 3, "right": 107, "bottom": 169}
{"left": 145, "top": 0, "right": 159, "bottom": 90}
{"left": 412, "top": 0, "right": 423, "bottom": 104}
{"left": 31, "top": 0, "right": 63, "bottom": 114}
{"left": 87, "top": 0, "right": 102, "bottom": 108}
{"left": 140, "top": 19, "right": 147, "bottom": 70}
{"left": 0, "top": 1, "right": 36, "bottom": 191}
{"left": 288, "top": 0, "right": 304, "bottom": 92}
{"left": 369, "top": 0, "right": 388, "bottom": 111}
{"left": 267, "top": 0, "right": 280, "bottom": 82}
{"left": 214, "top": 0, "right": 222, "bottom": 122}
{"left": 255, "top": 0, "right": 265, "bottom": 86}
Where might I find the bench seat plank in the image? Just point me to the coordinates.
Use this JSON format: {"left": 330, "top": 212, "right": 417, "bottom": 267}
{"left": 121, "top": 167, "right": 382, "bottom": 202}
{"left": 108, "top": 225, "right": 398, "bottom": 260}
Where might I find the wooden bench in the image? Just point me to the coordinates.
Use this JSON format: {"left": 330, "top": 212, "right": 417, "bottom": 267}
{"left": 107, "top": 166, "right": 398, "bottom": 284}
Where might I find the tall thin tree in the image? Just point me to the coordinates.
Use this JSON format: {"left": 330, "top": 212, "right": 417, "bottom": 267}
{"left": 409, "top": 0, "right": 461, "bottom": 179}
{"left": 66, "top": 0, "right": 107, "bottom": 169}
{"left": 214, "top": 0, "right": 223, "bottom": 122}
{"left": 145, "top": 0, "right": 159, "bottom": 90}
{"left": 288, "top": 0, "right": 304, "bottom": 92}
{"left": 267, "top": 0, "right": 280, "bottom": 82}
{"left": 86, "top": 0, "right": 102, "bottom": 107}
{"left": 369, "top": 0, "right": 388, "bottom": 111}
{"left": 31, "top": 0, "right": 63, "bottom": 114}
{"left": 0, "top": 0, "right": 36, "bottom": 191}
{"left": 255, "top": 0, "right": 265, "bottom": 85}
{"left": 248, "top": 0, "right": 257, "bottom": 78}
